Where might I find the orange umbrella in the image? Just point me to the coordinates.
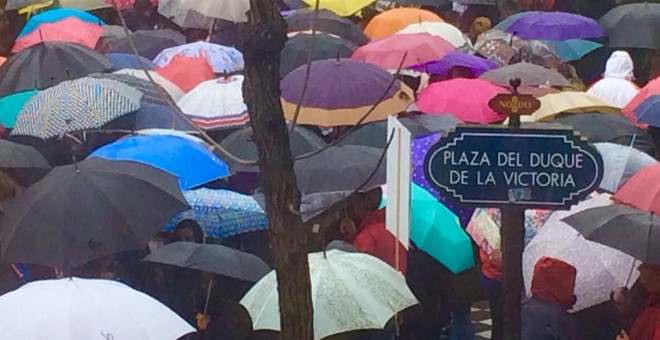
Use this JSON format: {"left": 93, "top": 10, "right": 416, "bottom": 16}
{"left": 155, "top": 55, "right": 215, "bottom": 93}
{"left": 364, "top": 8, "right": 443, "bottom": 40}
{"left": 0, "top": 57, "right": 5, "bottom": 67}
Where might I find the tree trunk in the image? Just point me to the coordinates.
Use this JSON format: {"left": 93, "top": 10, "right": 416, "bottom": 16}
{"left": 236, "top": 1, "right": 314, "bottom": 340}
{"left": 0, "top": 0, "right": 11, "bottom": 56}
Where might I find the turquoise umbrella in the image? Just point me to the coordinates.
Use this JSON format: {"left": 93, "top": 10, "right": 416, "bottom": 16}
{"left": 0, "top": 90, "right": 37, "bottom": 128}
{"left": 542, "top": 39, "right": 602, "bottom": 62}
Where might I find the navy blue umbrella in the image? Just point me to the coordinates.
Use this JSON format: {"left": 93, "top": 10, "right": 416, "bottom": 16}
{"left": 105, "top": 53, "right": 157, "bottom": 71}
{"left": 634, "top": 95, "right": 660, "bottom": 127}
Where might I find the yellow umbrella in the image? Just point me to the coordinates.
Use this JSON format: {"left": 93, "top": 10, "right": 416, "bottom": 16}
{"left": 521, "top": 91, "right": 621, "bottom": 122}
{"left": 58, "top": 0, "right": 110, "bottom": 10}
{"left": 302, "top": 0, "right": 375, "bottom": 17}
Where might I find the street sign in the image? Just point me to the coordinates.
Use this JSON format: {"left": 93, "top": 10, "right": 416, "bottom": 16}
{"left": 423, "top": 125, "right": 603, "bottom": 209}
{"left": 488, "top": 93, "right": 541, "bottom": 116}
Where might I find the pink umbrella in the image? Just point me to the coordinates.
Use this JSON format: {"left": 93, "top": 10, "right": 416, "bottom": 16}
{"left": 105, "top": 0, "right": 158, "bottom": 10}
{"left": 156, "top": 55, "right": 215, "bottom": 93}
{"left": 351, "top": 33, "right": 454, "bottom": 70}
{"left": 12, "top": 17, "right": 103, "bottom": 53}
{"left": 416, "top": 78, "right": 508, "bottom": 123}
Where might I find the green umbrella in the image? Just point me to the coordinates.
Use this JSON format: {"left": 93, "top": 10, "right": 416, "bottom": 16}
{"left": 0, "top": 90, "right": 37, "bottom": 128}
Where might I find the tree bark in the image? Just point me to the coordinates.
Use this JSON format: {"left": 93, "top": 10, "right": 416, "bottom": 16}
{"left": 0, "top": 0, "right": 11, "bottom": 56}
{"left": 236, "top": 1, "right": 314, "bottom": 340}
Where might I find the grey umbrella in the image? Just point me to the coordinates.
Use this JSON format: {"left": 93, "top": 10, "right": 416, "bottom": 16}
{"left": 594, "top": 142, "right": 657, "bottom": 193}
{"left": 480, "top": 62, "right": 570, "bottom": 87}
{"left": 562, "top": 204, "right": 660, "bottom": 265}
{"left": 143, "top": 242, "right": 270, "bottom": 282}
{"left": 599, "top": 3, "right": 660, "bottom": 49}
{"left": 0, "top": 139, "right": 50, "bottom": 170}
{"left": 339, "top": 117, "right": 430, "bottom": 149}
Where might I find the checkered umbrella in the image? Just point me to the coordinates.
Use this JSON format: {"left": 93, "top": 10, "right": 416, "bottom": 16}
{"left": 11, "top": 77, "right": 142, "bottom": 139}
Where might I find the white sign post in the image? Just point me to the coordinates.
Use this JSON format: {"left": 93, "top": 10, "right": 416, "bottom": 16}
{"left": 386, "top": 116, "right": 411, "bottom": 272}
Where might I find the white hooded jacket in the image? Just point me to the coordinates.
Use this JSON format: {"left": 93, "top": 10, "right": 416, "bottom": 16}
{"left": 587, "top": 51, "right": 639, "bottom": 108}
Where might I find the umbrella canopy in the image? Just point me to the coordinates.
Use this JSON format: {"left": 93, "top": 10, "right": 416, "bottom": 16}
{"left": 280, "top": 32, "right": 357, "bottom": 77}
{"left": 403, "top": 113, "right": 461, "bottom": 133}
{"left": 599, "top": 3, "right": 660, "bottom": 49}
{"left": 163, "top": 188, "right": 268, "bottom": 238}
{"left": 156, "top": 55, "right": 216, "bottom": 93}
{"left": 523, "top": 92, "right": 620, "bottom": 122}
{"left": 397, "top": 22, "right": 470, "bottom": 48}
{"left": 153, "top": 41, "right": 244, "bottom": 73}
{"left": 633, "top": 95, "right": 660, "bottom": 127}
{"left": 10, "top": 78, "right": 142, "bottom": 140}
{"left": 0, "top": 158, "right": 188, "bottom": 269}
{"left": 389, "top": 0, "right": 450, "bottom": 5}
{"left": 474, "top": 30, "right": 561, "bottom": 69}
{"left": 503, "top": 11, "right": 605, "bottom": 40}
{"left": 338, "top": 117, "right": 430, "bottom": 148}
{"left": 562, "top": 204, "right": 660, "bottom": 265}
{"left": 622, "top": 77, "right": 660, "bottom": 122}
{"left": 114, "top": 68, "right": 185, "bottom": 101}
{"left": 595, "top": 143, "right": 657, "bottom": 193}
{"left": 18, "top": 8, "right": 104, "bottom": 37}
{"left": 87, "top": 72, "right": 172, "bottom": 106}
{"left": 294, "top": 145, "right": 385, "bottom": 195}
{"left": 542, "top": 39, "right": 602, "bottom": 62}
{"left": 612, "top": 163, "right": 660, "bottom": 216}
{"left": 144, "top": 242, "right": 270, "bottom": 281}
{"left": 351, "top": 33, "right": 455, "bottom": 70}
{"left": 285, "top": 9, "right": 368, "bottom": 46}
{"left": 0, "top": 90, "right": 37, "bottom": 128}
{"left": 280, "top": 58, "right": 414, "bottom": 126}
{"left": 416, "top": 78, "right": 508, "bottom": 123}
{"left": 88, "top": 135, "right": 229, "bottom": 190}
{"left": 0, "top": 139, "right": 50, "bottom": 170}
{"left": 301, "top": 0, "right": 373, "bottom": 17}
{"left": 524, "top": 194, "right": 639, "bottom": 312}
{"left": 240, "top": 250, "right": 419, "bottom": 339}
{"left": 60, "top": 0, "right": 113, "bottom": 10}
{"left": 105, "top": 52, "right": 157, "bottom": 71}
{"left": 108, "top": 29, "right": 186, "bottom": 60}
{"left": 364, "top": 8, "right": 443, "bottom": 40}
{"left": 0, "top": 278, "right": 194, "bottom": 339}
{"left": 410, "top": 51, "right": 498, "bottom": 77}
{"left": 0, "top": 42, "right": 111, "bottom": 98}
{"left": 480, "top": 62, "right": 570, "bottom": 87}
{"left": 12, "top": 17, "right": 103, "bottom": 53}
{"left": 177, "top": 76, "right": 249, "bottom": 130}
{"left": 159, "top": 0, "right": 249, "bottom": 25}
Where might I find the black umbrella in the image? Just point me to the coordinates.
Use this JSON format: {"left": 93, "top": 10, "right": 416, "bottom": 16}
{"left": 143, "top": 242, "right": 270, "bottom": 282}
{"left": 403, "top": 113, "right": 462, "bottom": 133}
{"left": 108, "top": 29, "right": 186, "bottom": 60}
{"left": 599, "top": 3, "right": 660, "bottom": 49}
{"left": 562, "top": 204, "right": 660, "bottom": 265}
{"left": 285, "top": 9, "right": 369, "bottom": 46}
{"left": 480, "top": 62, "right": 570, "bottom": 87}
{"left": 339, "top": 117, "right": 431, "bottom": 149}
{"left": 0, "top": 42, "right": 112, "bottom": 98}
{"left": 220, "top": 125, "right": 327, "bottom": 173}
{"left": 281, "top": 33, "right": 357, "bottom": 78}
{"left": 294, "top": 145, "right": 385, "bottom": 195}
{"left": 0, "top": 158, "right": 189, "bottom": 269}
{"left": 0, "top": 139, "right": 50, "bottom": 170}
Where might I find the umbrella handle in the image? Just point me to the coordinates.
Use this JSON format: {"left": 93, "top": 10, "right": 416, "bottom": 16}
{"left": 203, "top": 277, "right": 214, "bottom": 316}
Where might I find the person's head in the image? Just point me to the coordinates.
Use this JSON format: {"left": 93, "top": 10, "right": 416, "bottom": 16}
{"left": 530, "top": 256, "right": 577, "bottom": 309}
{"left": 449, "top": 66, "right": 475, "bottom": 79}
{"left": 637, "top": 263, "right": 660, "bottom": 293}
{"left": 174, "top": 219, "right": 204, "bottom": 243}
{"left": 604, "top": 51, "right": 635, "bottom": 81}
{"left": 468, "top": 17, "right": 491, "bottom": 42}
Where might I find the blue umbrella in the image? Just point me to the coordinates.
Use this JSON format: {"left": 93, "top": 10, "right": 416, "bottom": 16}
{"left": 105, "top": 53, "right": 157, "bottom": 71}
{"left": 633, "top": 95, "right": 660, "bottom": 127}
{"left": 163, "top": 188, "right": 268, "bottom": 238}
{"left": 88, "top": 135, "right": 230, "bottom": 190}
{"left": 18, "top": 9, "right": 105, "bottom": 37}
{"left": 541, "top": 39, "right": 602, "bottom": 62}
{"left": 501, "top": 11, "right": 605, "bottom": 40}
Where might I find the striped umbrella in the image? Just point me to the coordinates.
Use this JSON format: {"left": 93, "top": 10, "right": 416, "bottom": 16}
{"left": 177, "top": 75, "right": 249, "bottom": 130}
{"left": 11, "top": 78, "right": 142, "bottom": 139}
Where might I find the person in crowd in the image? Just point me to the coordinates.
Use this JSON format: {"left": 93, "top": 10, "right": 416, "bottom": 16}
{"left": 613, "top": 264, "right": 660, "bottom": 340}
{"left": 171, "top": 219, "right": 205, "bottom": 244}
{"left": 587, "top": 51, "right": 640, "bottom": 108}
{"left": 479, "top": 248, "right": 504, "bottom": 340}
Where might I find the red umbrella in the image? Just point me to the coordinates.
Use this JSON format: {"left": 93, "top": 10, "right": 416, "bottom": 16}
{"left": 612, "top": 163, "right": 660, "bottom": 214}
{"left": 12, "top": 17, "right": 103, "bottom": 53}
{"left": 416, "top": 78, "right": 508, "bottom": 123}
{"left": 351, "top": 33, "right": 455, "bottom": 70}
{"left": 622, "top": 76, "right": 660, "bottom": 124}
{"left": 156, "top": 55, "right": 215, "bottom": 93}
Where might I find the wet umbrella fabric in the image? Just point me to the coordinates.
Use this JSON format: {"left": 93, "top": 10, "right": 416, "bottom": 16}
{"left": 338, "top": 118, "right": 430, "bottom": 149}
{"left": 351, "top": 33, "right": 455, "bottom": 70}
{"left": 363, "top": 8, "right": 443, "bottom": 40}
{"left": 0, "top": 158, "right": 188, "bottom": 269}
{"left": 108, "top": 29, "right": 186, "bottom": 60}
{"left": 105, "top": 52, "right": 157, "bottom": 71}
{"left": 12, "top": 17, "right": 103, "bottom": 53}
{"left": 280, "top": 33, "right": 356, "bottom": 77}
{"left": 633, "top": 96, "right": 660, "bottom": 127}
{"left": 0, "top": 42, "right": 112, "bottom": 98}
{"left": 410, "top": 51, "right": 498, "bottom": 77}
{"left": 480, "top": 62, "right": 570, "bottom": 87}
{"left": 158, "top": 0, "right": 249, "bottom": 25}
{"left": 285, "top": 9, "right": 368, "bottom": 46}
{"left": 542, "top": 39, "right": 602, "bottom": 62}
{"left": 176, "top": 76, "right": 249, "bottom": 130}
{"left": 613, "top": 163, "right": 660, "bottom": 216}
{"left": 595, "top": 143, "right": 657, "bottom": 193}
{"left": 87, "top": 72, "right": 172, "bottom": 105}
{"left": 17, "top": 8, "right": 105, "bottom": 37}
{"left": 474, "top": 30, "right": 561, "bottom": 69}
{"left": 300, "top": 0, "right": 373, "bottom": 17}
{"left": 623, "top": 77, "right": 660, "bottom": 123}
{"left": 0, "top": 90, "right": 37, "bottom": 128}
{"left": 144, "top": 242, "right": 270, "bottom": 281}
{"left": 599, "top": 3, "right": 660, "bottom": 49}
{"left": 113, "top": 68, "right": 185, "bottom": 101}
{"left": 503, "top": 11, "right": 605, "bottom": 40}
{"left": 156, "top": 55, "right": 216, "bottom": 93}
{"left": 0, "top": 139, "right": 50, "bottom": 170}
{"left": 153, "top": 41, "right": 245, "bottom": 73}
{"left": 397, "top": 22, "right": 470, "bottom": 48}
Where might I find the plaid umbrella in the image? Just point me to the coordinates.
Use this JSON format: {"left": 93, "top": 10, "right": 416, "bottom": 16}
{"left": 11, "top": 78, "right": 142, "bottom": 139}
{"left": 163, "top": 188, "right": 268, "bottom": 239}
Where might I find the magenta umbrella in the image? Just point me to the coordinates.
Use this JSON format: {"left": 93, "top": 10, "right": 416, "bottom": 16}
{"left": 416, "top": 78, "right": 508, "bottom": 123}
{"left": 351, "top": 33, "right": 455, "bottom": 70}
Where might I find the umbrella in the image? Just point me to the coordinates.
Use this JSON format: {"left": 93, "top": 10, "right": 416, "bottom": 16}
{"left": 612, "top": 163, "right": 660, "bottom": 216}
{"left": 389, "top": 0, "right": 450, "bottom": 5}
{"left": 595, "top": 143, "right": 657, "bottom": 193}
{"left": 101, "top": 25, "right": 127, "bottom": 39}
{"left": 221, "top": 124, "right": 327, "bottom": 172}
{"left": 88, "top": 135, "right": 230, "bottom": 190}
{"left": 0, "top": 139, "right": 50, "bottom": 170}
{"left": 144, "top": 242, "right": 270, "bottom": 281}
{"left": 59, "top": 0, "right": 112, "bottom": 10}
{"left": 524, "top": 193, "right": 639, "bottom": 312}
{"left": 280, "top": 59, "right": 414, "bottom": 127}
{"left": 18, "top": 8, "right": 104, "bottom": 37}
{"left": 562, "top": 204, "right": 660, "bottom": 265}
{"left": 156, "top": 55, "right": 216, "bottom": 93}
{"left": 163, "top": 188, "right": 268, "bottom": 238}
{"left": 300, "top": 0, "right": 373, "bottom": 17}
{"left": 294, "top": 145, "right": 385, "bottom": 195}
{"left": 474, "top": 30, "right": 561, "bottom": 69}
{"left": 176, "top": 76, "right": 249, "bottom": 130}
{"left": 153, "top": 41, "right": 244, "bottom": 73}
{"left": 0, "top": 158, "right": 188, "bottom": 269}
{"left": 542, "top": 39, "right": 602, "bottom": 62}
{"left": 108, "top": 29, "right": 186, "bottom": 60}
{"left": 87, "top": 72, "right": 172, "bottom": 106}
{"left": 363, "top": 8, "right": 443, "bottom": 40}
{"left": 129, "top": 103, "right": 196, "bottom": 131}
{"left": 105, "top": 52, "right": 157, "bottom": 70}
{"left": 622, "top": 77, "right": 660, "bottom": 123}
{"left": 0, "top": 90, "right": 37, "bottom": 128}
{"left": 0, "top": 42, "right": 111, "bottom": 98}
{"left": 285, "top": 9, "right": 368, "bottom": 46}
{"left": 599, "top": 3, "right": 660, "bottom": 49}
{"left": 0, "top": 278, "right": 194, "bottom": 339}
{"left": 338, "top": 117, "right": 430, "bottom": 148}
{"left": 10, "top": 78, "right": 142, "bottom": 140}
{"left": 280, "top": 32, "right": 357, "bottom": 77}
{"left": 397, "top": 22, "right": 470, "bottom": 48}
{"left": 158, "top": 0, "right": 249, "bottom": 27}
{"left": 12, "top": 17, "right": 103, "bottom": 53}
{"left": 403, "top": 113, "right": 461, "bottom": 133}
{"left": 503, "top": 11, "right": 605, "bottom": 40}
{"left": 480, "top": 62, "right": 570, "bottom": 87}
{"left": 6, "top": 0, "right": 48, "bottom": 10}
{"left": 633, "top": 95, "right": 660, "bottom": 127}
{"left": 416, "top": 78, "right": 508, "bottom": 123}
{"left": 523, "top": 92, "right": 620, "bottom": 122}
{"left": 410, "top": 51, "right": 498, "bottom": 77}
{"left": 351, "top": 33, "right": 455, "bottom": 70}
{"left": 114, "top": 68, "right": 185, "bottom": 101}
{"left": 240, "top": 250, "right": 419, "bottom": 340}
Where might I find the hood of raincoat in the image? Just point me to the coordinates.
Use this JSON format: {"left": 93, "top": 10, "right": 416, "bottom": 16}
{"left": 604, "top": 51, "right": 634, "bottom": 79}
{"left": 531, "top": 256, "right": 577, "bottom": 309}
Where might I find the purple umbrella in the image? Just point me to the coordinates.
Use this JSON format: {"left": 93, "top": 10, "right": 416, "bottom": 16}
{"left": 505, "top": 12, "right": 605, "bottom": 40}
{"left": 412, "top": 133, "right": 475, "bottom": 227}
{"left": 410, "top": 51, "right": 498, "bottom": 77}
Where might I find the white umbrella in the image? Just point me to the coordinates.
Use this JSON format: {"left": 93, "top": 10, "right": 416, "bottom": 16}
{"left": 113, "top": 68, "right": 185, "bottom": 101}
{"left": 397, "top": 22, "right": 471, "bottom": 48}
{"left": 240, "top": 250, "right": 419, "bottom": 340}
{"left": 594, "top": 142, "right": 656, "bottom": 193}
{"left": 0, "top": 278, "right": 195, "bottom": 340}
{"left": 523, "top": 193, "right": 639, "bottom": 312}
{"left": 177, "top": 75, "right": 249, "bottom": 130}
{"left": 158, "top": 0, "right": 249, "bottom": 28}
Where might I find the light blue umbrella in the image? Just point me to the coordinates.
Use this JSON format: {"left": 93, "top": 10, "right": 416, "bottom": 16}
{"left": 0, "top": 90, "right": 37, "bottom": 128}
{"left": 88, "top": 135, "right": 230, "bottom": 190}
{"left": 542, "top": 39, "right": 602, "bottom": 62}
{"left": 18, "top": 9, "right": 105, "bottom": 37}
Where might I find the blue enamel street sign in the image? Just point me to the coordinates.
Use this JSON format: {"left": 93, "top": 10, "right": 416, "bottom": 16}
{"left": 423, "top": 125, "right": 604, "bottom": 209}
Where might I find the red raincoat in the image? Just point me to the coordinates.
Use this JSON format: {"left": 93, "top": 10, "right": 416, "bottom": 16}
{"left": 353, "top": 210, "right": 407, "bottom": 275}
{"left": 629, "top": 293, "right": 660, "bottom": 340}
{"left": 531, "top": 256, "right": 577, "bottom": 309}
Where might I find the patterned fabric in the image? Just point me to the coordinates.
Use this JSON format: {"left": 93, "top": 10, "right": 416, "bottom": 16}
{"left": 176, "top": 76, "right": 249, "bottom": 130}
{"left": 163, "top": 188, "right": 267, "bottom": 239}
{"left": 153, "top": 41, "right": 244, "bottom": 73}
{"left": 467, "top": 208, "right": 552, "bottom": 255}
{"left": 475, "top": 30, "right": 562, "bottom": 70}
{"left": 11, "top": 78, "right": 142, "bottom": 139}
